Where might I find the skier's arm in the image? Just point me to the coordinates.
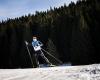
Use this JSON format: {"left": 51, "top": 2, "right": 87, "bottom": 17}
{"left": 38, "top": 41, "right": 43, "bottom": 46}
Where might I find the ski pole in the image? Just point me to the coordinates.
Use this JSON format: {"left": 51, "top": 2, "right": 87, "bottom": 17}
{"left": 25, "top": 41, "right": 34, "bottom": 68}
{"left": 41, "top": 48, "right": 63, "bottom": 64}
{"left": 40, "top": 50, "right": 53, "bottom": 65}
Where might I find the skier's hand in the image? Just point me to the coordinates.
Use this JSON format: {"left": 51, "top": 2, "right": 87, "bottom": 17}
{"left": 25, "top": 41, "right": 28, "bottom": 45}
{"left": 40, "top": 44, "right": 43, "bottom": 46}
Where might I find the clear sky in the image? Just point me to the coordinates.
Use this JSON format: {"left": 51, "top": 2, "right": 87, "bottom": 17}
{"left": 0, "top": 0, "right": 77, "bottom": 21}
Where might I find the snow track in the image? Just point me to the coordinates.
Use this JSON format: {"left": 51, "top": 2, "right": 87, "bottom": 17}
{"left": 0, "top": 64, "right": 100, "bottom": 80}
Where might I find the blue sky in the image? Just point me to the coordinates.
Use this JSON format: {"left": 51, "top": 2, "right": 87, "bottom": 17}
{"left": 0, "top": 0, "right": 77, "bottom": 21}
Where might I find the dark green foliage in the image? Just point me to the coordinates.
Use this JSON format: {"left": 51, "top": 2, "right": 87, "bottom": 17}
{"left": 0, "top": 0, "right": 100, "bottom": 68}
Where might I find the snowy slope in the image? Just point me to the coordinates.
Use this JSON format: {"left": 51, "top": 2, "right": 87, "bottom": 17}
{"left": 0, "top": 64, "right": 100, "bottom": 80}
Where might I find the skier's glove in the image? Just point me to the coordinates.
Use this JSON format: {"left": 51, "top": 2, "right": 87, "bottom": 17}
{"left": 25, "top": 41, "right": 28, "bottom": 45}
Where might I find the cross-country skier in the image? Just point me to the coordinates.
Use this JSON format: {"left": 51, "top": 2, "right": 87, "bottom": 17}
{"left": 25, "top": 36, "right": 53, "bottom": 67}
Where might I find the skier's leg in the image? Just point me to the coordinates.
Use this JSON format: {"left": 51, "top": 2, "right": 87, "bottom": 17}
{"left": 34, "top": 53, "right": 40, "bottom": 67}
{"left": 40, "top": 50, "right": 52, "bottom": 65}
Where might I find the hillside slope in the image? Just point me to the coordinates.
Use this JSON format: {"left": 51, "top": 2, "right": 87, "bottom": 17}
{"left": 0, "top": 64, "right": 100, "bottom": 80}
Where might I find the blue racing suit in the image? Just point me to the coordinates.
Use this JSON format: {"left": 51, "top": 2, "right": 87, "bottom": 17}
{"left": 32, "top": 40, "right": 43, "bottom": 48}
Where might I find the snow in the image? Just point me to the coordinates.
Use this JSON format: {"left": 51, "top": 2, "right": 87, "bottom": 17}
{"left": 0, "top": 64, "right": 100, "bottom": 80}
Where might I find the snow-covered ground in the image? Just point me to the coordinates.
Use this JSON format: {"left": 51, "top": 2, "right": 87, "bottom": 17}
{"left": 0, "top": 64, "right": 100, "bottom": 80}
